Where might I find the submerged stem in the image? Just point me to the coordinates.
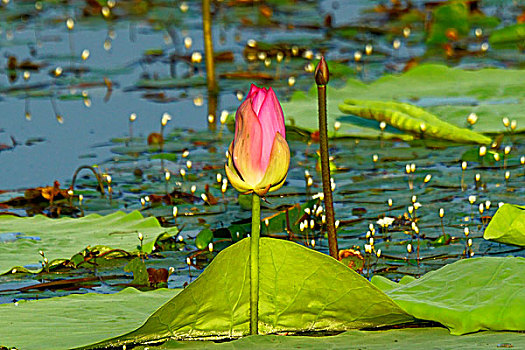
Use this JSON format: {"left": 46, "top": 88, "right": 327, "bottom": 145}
{"left": 202, "top": 0, "right": 217, "bottom": 93}
{"left": 202, "top": 0, "right": 218, "bottom": 129}
{"left": 250, "top": 193, "right": 261, "bottom": 335}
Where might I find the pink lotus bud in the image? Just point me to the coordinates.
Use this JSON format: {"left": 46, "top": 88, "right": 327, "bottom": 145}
{"left": 225, "top": 84, "right": 290, "bottom": 196}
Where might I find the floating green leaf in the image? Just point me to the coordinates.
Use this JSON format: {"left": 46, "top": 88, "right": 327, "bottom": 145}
{"left": 489, "top": 23, "right": 525, "bottom": 45}
{"left": 339, "top": 99, "right": 491, "bottom": 144}
{"left": 0, "top": 287, "right": 180, "bottom": 350}
{"left": 226, "top": 199, "right": 318, "bottom": 237}
{"left": 150, "top": 153, "right": 178, "bottom": 162}
{"left": 468, "top": 13, "right": 500, "bottom": 28}
{"left": 427, "top": 2, "right": 469, "bottom": 45}
{"left": 372, "top": 257, "right": 525, "bottom": 335}
{"left": 461, "top": 146, "right": 502, "bottom": 164}
{"left": 0, "top": 211, "right": 178, "bottom": 274}
{"left": 134, "top": 328, "right": 525, "bottom": 350}
{"left": 88, "top": 238, "right": 412, "bottom": 348}
{"left": 135, "top": 76, "right": 206, "bottom": 90}
{"left": 370, "top": 274, "right": 399, "bottom": 292}
{"left": 195, "top": 228, "right": 214, "bottom": 250}
{"left": 484, "top": 204, "right": 525, "bottom": 246}
{"left": 281, "top": 64, "right": 525, "bottom": 139}
{"left": 262, "top": 199, "right": 318, "bottom": 236}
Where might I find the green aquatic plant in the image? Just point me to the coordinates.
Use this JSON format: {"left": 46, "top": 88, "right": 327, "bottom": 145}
{"left": 339, "top": 99, "right": 491, "bottom": 144}
{"left": 0, "top": 211, "right": 178, "bottom": 274}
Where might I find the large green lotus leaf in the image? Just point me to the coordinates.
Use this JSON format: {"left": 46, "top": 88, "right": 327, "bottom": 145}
{"left": 371, "top": 257, "right": 525, "bottom": 335}
{"left": 281, "top": 64, "right": 525, "bottom": 138}
{"left": 484, "top": 204, "right": 525, "bottom": 246}
{"left": 0, "top": 287, "right": 180, "bottom": 350}
{"left": 135, "top": 328, "right": 525, "bottom": 349}
{"left": 0, "top": 211, "right": 178, "bottom": 274}
{"left": 87, "top": 238, "right": 412, "bottom": 349}
{"left": 339, "top": 99, "right": 491, "bottom": 144}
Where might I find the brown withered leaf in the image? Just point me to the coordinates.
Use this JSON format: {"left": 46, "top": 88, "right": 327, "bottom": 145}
{"left": 219, "top": 71, "right": 275, "bottom": 80}
{"left": 147, "top": 190, "right": 200, "bottom": 206}
{"left": 103, "top": 77, "right": 113, "bottom": 102}
{"left": 147, "top": 132, "right": 164, "bottom": 145}
{"left": 202, "top": 165, "right": 223, "bottom": 171}
{"left": 518, "top": 11, "right": 525, "bottom": 23}
{"left": 240, "top": 17, "right": 253, "bottom": 26}
{"left": 147, "top": 267, "right": 169, "bottom": 288}
{"left": 259, "top": 5, "right": 273, "bottom": 18}
{"left": 0, "top": 143, "right": 14, "bottom": 151}
{"left": 204, "top": 184, "right": 219, "bottom": 205}
{"left": 310, "top": 130, "right": 320, "bottom": 142}
{"left": 192, "top": 140, "right": 211, "bottom": 147}
{"left": 24, "top": 181, "right": 69, "bottom": 203}
{"left": 0, "top": 181, "right": 70, "bottom": 209}
{"left": 373, "top": 0, "right": 413, "bottom": 19}
{"left": 338, "top": 249, "right": 365, "bottom": 273}
{"left": 142, "top": 92, "right": 178, "bottom": 103}
{"left": 403, "top": 58, "right": 420, "bottom": 72}
{"left": 214, "top": 51, "right": 234, "bottom": 62}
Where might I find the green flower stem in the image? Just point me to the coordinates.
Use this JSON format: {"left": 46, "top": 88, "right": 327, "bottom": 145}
{"left": 250, "top": 193, "right": 261, "bottom": 335}
{"left": 317, "top": 85, "right": 339, "bottom": 260}
{"left": 315, "top": 57, "right": 339, "bottom": 260}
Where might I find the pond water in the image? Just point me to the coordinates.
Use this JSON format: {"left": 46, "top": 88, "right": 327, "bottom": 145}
{"left": 1, "top": 0, "right": 521, "bottom": 189}
{"left": 0, "top": 0, "right": 524, "bottom": 303}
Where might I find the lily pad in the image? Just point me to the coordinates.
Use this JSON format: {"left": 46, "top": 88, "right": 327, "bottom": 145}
{"left": 0, "top": 211, "right": 178, "bottom": 274}
{"left": 134, "top": 328, "right": 525, "bottom": 350}
{"left": 426, "top": 1, "right": 469, "bottom": 45}
{"left": 484, "top": 204, "right": 525, "bottom": 246}
{"left": 88, "top": 238, "right": 412, "bottom": 348}
{"left": 281, "top": 64, "right": 525, "bottom": 139}
{"left": 195, "top": 228, "right": 214, "bottom": 250}
{"left": 372, "top": 257, "right": 525, "bottom": 335}
{"left": 0, "top": 287, "right": 180, "bottom": 350}
{"left": 489, "top": 23, "right": 525, "bottom": 45}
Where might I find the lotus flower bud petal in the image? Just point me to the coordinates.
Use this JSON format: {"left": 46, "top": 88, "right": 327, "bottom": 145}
{"left": 226, "top": 84, "right": 290, "bottom": 195}
{"left": 253, "top": 132, "right": 289, "bottom": 195}
{"left": 314, "top": 56, "right": 329, "bottom": 85}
